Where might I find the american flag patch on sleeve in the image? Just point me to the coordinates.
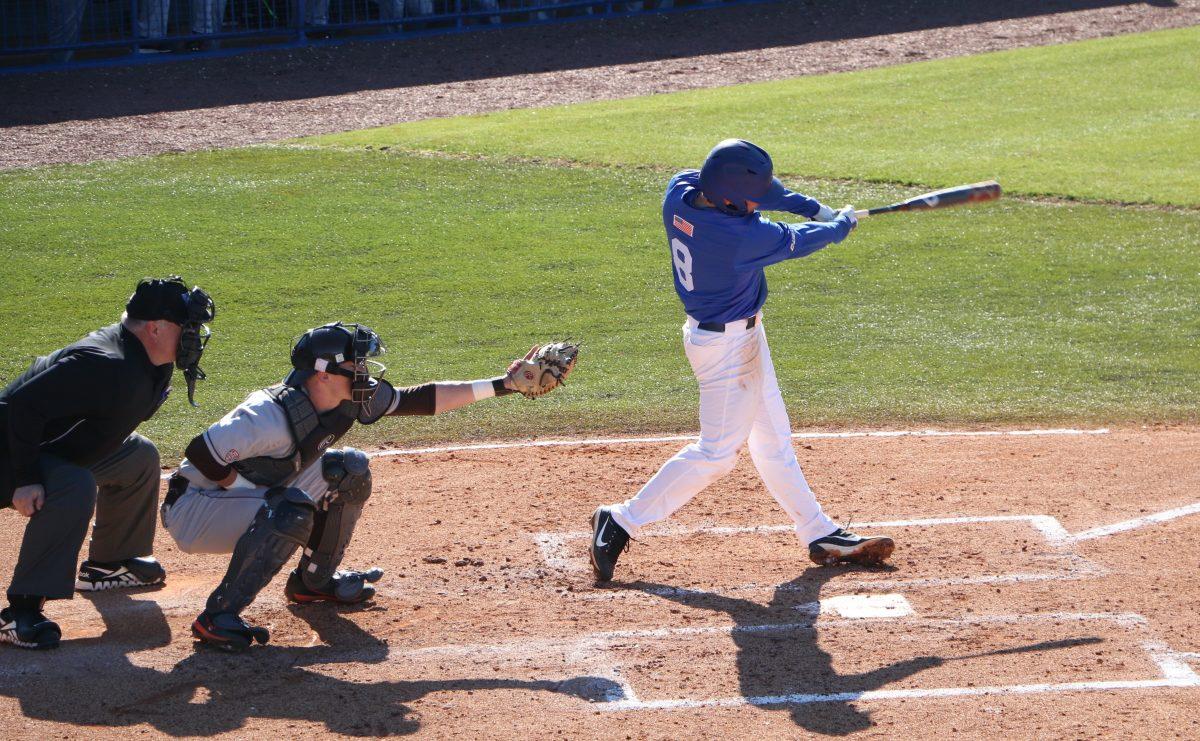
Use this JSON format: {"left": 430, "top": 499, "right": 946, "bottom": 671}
{"left": 672, "top": 214, "right": 694, "bottom": 237}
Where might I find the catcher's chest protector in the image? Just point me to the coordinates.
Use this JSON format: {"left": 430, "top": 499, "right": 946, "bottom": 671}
{"left": 232, "top": 384, "right": 355, "bottom": 487}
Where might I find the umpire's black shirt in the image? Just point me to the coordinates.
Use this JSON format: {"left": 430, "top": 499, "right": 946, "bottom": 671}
{"left": 0, "top": 323, "right": 173, "bottom": 502}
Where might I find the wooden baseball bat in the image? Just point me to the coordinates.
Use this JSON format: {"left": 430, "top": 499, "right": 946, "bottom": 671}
{"left": 854, "top": 180, "right": 1001, "bottom": 218}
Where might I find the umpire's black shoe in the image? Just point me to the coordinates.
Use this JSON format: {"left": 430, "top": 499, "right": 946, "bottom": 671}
{"left": 76, "top": 557, "right": 166, "bottom": 591}
{"left": 808, "top": 528, "right": 895, "bottom": 566}
{"left": 0, "top": 607, "right": 61, "bottom": 650}
{"left": 284, "top": 567, "right": 383, "bottom": 605}
{"left": 589, "top": 506, "right": 630, "bottom": 583}
{"left": 191, "top": 611, "right": 270, "bottom": 653}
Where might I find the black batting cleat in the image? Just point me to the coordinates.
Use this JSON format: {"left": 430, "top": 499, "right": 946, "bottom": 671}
{"left": 0, "top": 607, "right": 61, "bottom": 650}
{"left": 589, "top": 506, "right": 629, "bottom": 583}
{"left": 191, "top": 611, "right": 270, "bottom": 653}
{"left": 76, "top": 557, "right": 166, "bottom": 591}
{"left": 808, "top": 528, "right": 895, "bottom": 566}
{"left": 284, "top": 567, "right": 383, "bottom": 605}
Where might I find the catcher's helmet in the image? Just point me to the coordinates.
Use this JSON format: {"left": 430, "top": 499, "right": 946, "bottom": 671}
{"left": 698, "top": 139, "right": 786, "bottom": 216}
{"left": 285, "top": 322, "right": 386, "bottom": 407}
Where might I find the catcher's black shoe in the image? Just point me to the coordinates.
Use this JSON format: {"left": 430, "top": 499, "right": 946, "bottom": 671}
{"left": 808, "top": 528, "right": 895, "bottom": 566}
{"left": 284, "top": 567, "right": 383, "bottom": 605}
{"left": 191, "top": 611, "right": 270, "bottom": 652}
{"left": 589, "top": 506, "right": 629, "bottom": 583}
{"left": 0, "top": 607, "right": 61, "bottom": 650}
{"left": 76, "top": 557, "right": 166, "bottom": 591}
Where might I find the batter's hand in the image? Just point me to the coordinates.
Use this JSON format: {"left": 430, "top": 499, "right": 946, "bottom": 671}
{"left": 836, "top": 205, "right": 858, "bottom": 230}
{"left": 12, "top": 484, "right": 45, "bottom": 517}
{"left": 815, "top": 203, "right": 838, "bottom": 222}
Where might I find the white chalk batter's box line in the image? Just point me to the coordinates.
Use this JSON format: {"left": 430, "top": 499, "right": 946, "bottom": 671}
{"left": 386, "top": 612, "right": 1200, "bottom": 710}
{"left": 535, "top": 515, "right": 1108, "bottom": 592}
{"left": 595, "top": 616, "right": 1200, "bottom": 712}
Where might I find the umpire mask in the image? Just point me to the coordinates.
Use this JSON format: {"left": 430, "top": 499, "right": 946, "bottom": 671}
{"left": 126, "top": 276, "right": 216, "bottom": 407}
{"left": 177, "top": 286, "right": 216, "bottom": 407}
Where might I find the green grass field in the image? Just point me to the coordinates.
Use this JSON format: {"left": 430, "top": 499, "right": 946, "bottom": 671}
{"left": 1, "top": 28, "right": 1197, "bottom": 460}
{"left": 316, "top": 26, "right": 1200, "bottom": 207}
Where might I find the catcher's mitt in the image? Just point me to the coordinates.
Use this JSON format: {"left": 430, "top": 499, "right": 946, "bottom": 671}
{"left": 506, "top": 341, "right": 580, "bottom": 398}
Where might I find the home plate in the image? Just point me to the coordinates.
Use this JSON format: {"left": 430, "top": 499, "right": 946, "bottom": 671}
{"left": 821, "top": 593, "right": 913, "bottom": 618}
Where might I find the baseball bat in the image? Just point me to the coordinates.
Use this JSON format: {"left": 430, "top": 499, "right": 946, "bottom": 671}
{"left": 854, "top": 180, "right": 1001, "bottom": 218}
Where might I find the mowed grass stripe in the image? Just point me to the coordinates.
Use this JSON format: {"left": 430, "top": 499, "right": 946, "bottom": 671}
{"left": 1, "top": 148, "right": 1196, "bottom": 458}
{"left": 312, "top": 26, "right": 1200, "bottom": 208}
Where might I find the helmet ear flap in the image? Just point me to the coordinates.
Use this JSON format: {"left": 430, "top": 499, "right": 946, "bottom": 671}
{"left": 699, "top": 139, "right": 774, "bottom": 217}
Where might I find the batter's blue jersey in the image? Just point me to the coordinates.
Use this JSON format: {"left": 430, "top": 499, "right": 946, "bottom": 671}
{"left": 662, "top": 170, "right": 854, "bottom": 324}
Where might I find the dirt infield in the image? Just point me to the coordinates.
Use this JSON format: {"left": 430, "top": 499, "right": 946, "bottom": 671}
{"left": 2, "top": 427, "right": 1198, "bottom": 738}
{"left": 3, "top": 2, "right": 1200, "bottom": 737}
{"left": 3, "top": 0, "right": 1200, "bottom": 169}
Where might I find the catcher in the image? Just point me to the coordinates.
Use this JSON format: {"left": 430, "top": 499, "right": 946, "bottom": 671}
{"left": 162, "top": 321, "right": 577, "bottom": 652}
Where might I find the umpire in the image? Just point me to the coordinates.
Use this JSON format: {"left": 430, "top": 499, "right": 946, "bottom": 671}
{"left": 0, "top": 276, "right": 215, "bottom": 649}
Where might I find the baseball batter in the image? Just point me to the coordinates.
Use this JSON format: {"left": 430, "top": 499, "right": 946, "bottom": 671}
{"left": 163, "top": 322, "right": 576, "bottom": 651}
{"left": 589, "top": 139, "right": 894, "bottom": 582}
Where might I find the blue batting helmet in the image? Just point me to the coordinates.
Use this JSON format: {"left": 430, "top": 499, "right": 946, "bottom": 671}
{"left": 698, "top": 139, "right": 785, "bottom": 216}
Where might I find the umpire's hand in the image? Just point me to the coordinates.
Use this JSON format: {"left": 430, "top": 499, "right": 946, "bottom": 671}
{"left": 12, "top": 484, "right": 45, "bottom": 517}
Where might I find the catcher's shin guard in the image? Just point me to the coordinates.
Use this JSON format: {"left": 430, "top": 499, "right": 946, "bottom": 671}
{"left": 205, "top": 487, "right": 314, "bottom": 617}
{"left": 293, "top": 448, "right": 380, "bottom": 602}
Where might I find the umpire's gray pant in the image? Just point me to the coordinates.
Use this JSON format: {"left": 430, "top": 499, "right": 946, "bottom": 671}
{"left": 6, "top": 435, "right": 161, "bottom": 600}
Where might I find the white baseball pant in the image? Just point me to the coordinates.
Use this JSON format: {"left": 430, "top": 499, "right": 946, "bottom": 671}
{"left": 610, "top": 313, "right": 837, "bottom": 545}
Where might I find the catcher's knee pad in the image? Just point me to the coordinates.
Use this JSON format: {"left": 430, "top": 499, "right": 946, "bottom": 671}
{"left": 321, "top": 447, "right": 372, "bottom": 506}
{"left": 268, "top": 487, "right": 317, "bottom": 541}
{"left": 302, "top": 455, "right": 371, "bottom": 591}
{"left": 205, "top": 487, "right": 314, "bottom": 616}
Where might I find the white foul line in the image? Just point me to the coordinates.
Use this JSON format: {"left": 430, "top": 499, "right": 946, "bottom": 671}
{"left": 369, "top": 428, "right": 1110, "bottom": 459}
{"left": 161, "top": 426, "right": 1110, "bottom": 480}
{"left": 1073, "top": 501, "right": 1200, "bottom": 542}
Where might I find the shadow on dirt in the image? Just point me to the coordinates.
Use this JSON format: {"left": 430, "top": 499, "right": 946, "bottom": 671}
{"left": 625, "top": 569, "right": 1107, "bottom": 735}
{"left": 0, "top": 0, "right": 1170, "bottom": 127}
{"left": 0, "top": 590, "right": 619, "bottom": 736}
{"left": 628, "top": 566, "right": 942, "bottom": 734}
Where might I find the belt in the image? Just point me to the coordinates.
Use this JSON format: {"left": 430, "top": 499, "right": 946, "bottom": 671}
{"left": 697, "top": 316, "right": 757, "bottom": 333}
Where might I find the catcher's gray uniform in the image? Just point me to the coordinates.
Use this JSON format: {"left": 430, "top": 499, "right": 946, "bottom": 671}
{"left": 166, "top": 390, "right": 319, "bottom": 553}
{"left": 164, "top": 383, "right": 403, "bottom": 554}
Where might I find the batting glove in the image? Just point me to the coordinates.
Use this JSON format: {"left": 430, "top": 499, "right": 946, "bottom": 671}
{"left": 836, "top": 205, "right": 858, "bottom": 231}
{"left": 815, "top": 203, "right": 838, "bottom": 222}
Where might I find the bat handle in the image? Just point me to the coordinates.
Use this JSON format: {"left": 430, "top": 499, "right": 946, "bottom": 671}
{"left": 854, "top": 209, "right": 870, "bottom": 218}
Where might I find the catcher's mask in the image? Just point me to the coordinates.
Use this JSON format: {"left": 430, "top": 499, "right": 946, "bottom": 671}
{"left": 285, "top": 322, "right": 387, "bottom": 411}
{"left": 125, "top": 276, "right": 216, "bottom": 407}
